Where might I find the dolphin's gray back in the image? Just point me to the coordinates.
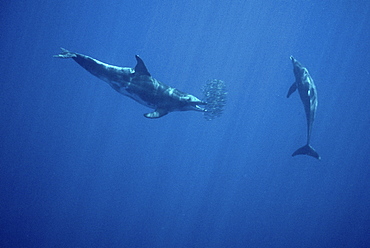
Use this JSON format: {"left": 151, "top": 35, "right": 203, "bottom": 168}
{"left": 72, "top": 53, "right": 134, "bottom": 85}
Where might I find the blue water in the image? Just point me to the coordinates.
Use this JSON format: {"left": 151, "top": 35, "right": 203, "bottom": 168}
{"left": 1, "top": 1, "right": 369, "bottom": 247}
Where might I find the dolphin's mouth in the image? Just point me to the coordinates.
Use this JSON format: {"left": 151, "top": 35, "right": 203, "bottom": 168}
{"left": 290, "top": 56, "right": 304, "bottom": 72}
{"left": 192, "top": 104, "right": 207, "bottom": 112}
{"left": 290, "top": 56, "right": 297, "bottom": 64}
{"left": 188, "top": 99, "right": 207, "bottom": 111}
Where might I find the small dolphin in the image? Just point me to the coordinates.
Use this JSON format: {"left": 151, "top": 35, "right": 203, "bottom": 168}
{"left": 54, "top": 48, "right": 207, "bottom": 118}
{"left": 287, "top": 56, "right": 321, "bottom": 160}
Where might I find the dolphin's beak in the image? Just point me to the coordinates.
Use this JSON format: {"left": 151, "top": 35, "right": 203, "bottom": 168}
{"left": 193, "top": 105, "right": 206, "bottom": 112}
{"left": 290, "top": 56, "right": 296, "bottom": 64}
{"left": 183, "top": 95, "right": 207, "bottom": 111}
{"left": 290, "top": 56, "right": 303, "bottom": 70}
{"left": 192, "top": 100, "right": 207, "bottom": 112}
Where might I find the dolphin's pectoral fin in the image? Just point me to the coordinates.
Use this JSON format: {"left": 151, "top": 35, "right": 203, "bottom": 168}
{"left": 287, "top": 82, "right": 297, "bottom": 98}
{"left": 134, "top": 55, "right": 151, "bottom": 76}
{"left": 144, "top": 109, "right": 168, "bottom": 119}
{"left": 53, "top": 48, "right": 77, "bottom": 59}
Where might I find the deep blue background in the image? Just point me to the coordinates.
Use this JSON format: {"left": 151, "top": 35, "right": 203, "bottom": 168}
{"left": 1, "top": 1, "right": 369, "bottom": 247}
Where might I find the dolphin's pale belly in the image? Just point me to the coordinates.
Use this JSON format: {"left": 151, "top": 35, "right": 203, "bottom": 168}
{"left": 105, "top": 80, "right": 155, "bottom": 109}
{"left": 298, "top": 72, "right": 317, "bottom": 124}
{"left": 107, "top": 77, "right": 177, "bottom": 110}
{"left": 119, "top": 84, "right": 157, "bottom": 108}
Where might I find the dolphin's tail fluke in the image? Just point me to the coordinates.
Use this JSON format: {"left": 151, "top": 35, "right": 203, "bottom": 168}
{"left": 53, "top": 48, "right": 77, "bottom": 58}
{"left": 292, "top": 144, "right": 321, "bottom": 160}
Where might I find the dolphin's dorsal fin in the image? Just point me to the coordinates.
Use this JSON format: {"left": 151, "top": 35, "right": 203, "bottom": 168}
{"left": 134, "top": 55, "right": 151, "bottom": 76}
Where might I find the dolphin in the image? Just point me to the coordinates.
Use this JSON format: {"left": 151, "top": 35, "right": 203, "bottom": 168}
{"left": 287, "top": 56, "right": 321, "bottom": 160}
{"left": 54, "top": 48, "right": 207, "bottom": 118}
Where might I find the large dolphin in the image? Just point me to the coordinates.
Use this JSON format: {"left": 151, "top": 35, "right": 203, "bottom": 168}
{"left": 287, "top": 56, "right": 321, "bottom": 160}
{"left": 54, "top": 48, "right": 207, "bottom": 118}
